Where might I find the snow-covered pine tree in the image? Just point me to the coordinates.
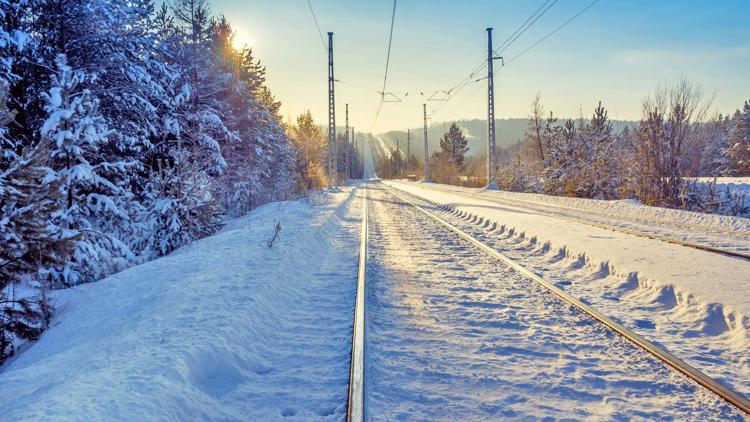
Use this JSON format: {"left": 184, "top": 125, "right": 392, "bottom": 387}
{"left": 41, "top": 55, "right": 133, "bottom": 286}
{"left": 136, "top": 147, "right": 223, "bottom": 258}
{"left": 543, "top": 119, "right": 578, "bottom": 196}
{"left": 0, "top": 82, "right": 74, "bottom": 363}
{"left": 726, "top": 101, "right": 750, "bottom": 176}
{"left": 288, "top": 111, "right": 327, "bottom": 192}
{"left": 699, "top": 115, "right": 731, "bottom": 177}
{"left": 0, "top": 0, "right": 34, "bottom": 164}
{"left": 129, "top": 1, "right": 229, "bottom": 256}
{"left": 585, "top": 102, "right": 617, "bottom": 199}
{"left": 207, "top": 16, "right": 295, "bottom": 214}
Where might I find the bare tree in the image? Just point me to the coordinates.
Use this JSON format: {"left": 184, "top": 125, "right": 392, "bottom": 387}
{"left": 635, "top": 78, "right": 710, "bottom": 206}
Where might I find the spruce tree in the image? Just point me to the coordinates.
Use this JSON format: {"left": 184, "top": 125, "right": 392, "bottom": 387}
{"left": 42, "top": 55, "right": 133, "bottom": 285}
{"left": 726, "top": 101, "right": 750, "bottom": 176}
{"left": 439, "top": 123, "right": 469, "bottom": 170}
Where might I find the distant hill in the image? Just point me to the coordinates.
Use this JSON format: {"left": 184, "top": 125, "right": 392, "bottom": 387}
{"left": 378, "top": 118, "right": 638, "bottom": 159}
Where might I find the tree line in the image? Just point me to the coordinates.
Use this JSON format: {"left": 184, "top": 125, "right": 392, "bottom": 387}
{"left": 495, "top": 81, "right": 749, "bottom": 214}
{"left": 376, "top": 122, "right": 485, "bottom": 187}
{"left": 0, "top": 0, "right": 356, "bottom": 362}
{"left": 378, "top": 80, "right": 748, "bottom": 214}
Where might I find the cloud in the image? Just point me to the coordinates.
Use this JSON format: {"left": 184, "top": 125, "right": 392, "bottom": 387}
{"left": 617, "top": 44, "right": 750, "bottom": 65}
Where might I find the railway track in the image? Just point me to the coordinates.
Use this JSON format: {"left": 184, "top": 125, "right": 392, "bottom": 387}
{"left": 406, "top": 182, "right": 750, "bottom": 238}
{"left": 388, "top": 182, "right": 750, "bottom": 261}
{"left": 346, "top": 184, "right": 367, "bottom": 422}
{"left": 346, "top": 181, "right": 750, "bottom": 419}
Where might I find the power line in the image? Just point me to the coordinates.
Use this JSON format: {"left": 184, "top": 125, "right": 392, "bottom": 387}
{"left": 329, "top": 0, "right": 600, "bottom": 129}
{"left": 306, "top": 0, "right": 327, "bottom": 51}
{"left": 432, "top": 0, "right": 600, "bottom": 121}
{"left": 333, "top": 2, "right": 555, "bottom": 118}
{"left": 495, "top": 0, "right": 557, "bottom": 55}
{"left": 504, "top": 0, "right": 601, "bottom": 66}
{"left": 370, "top": 0, "right": 399, "bottom": 132}
{"left": 336, "top": 79, "right": 381, "bottom": 94}
{"left": 494, "top": 0, "right": 555, "bottom": 53}
{"left": 380, "top": 0, "right": 398, "bottom": 96}
{"left": 442, "top": 82, "right": 484, "bottom": 119}
{"left": 431, "top": 0, "right": 556, "bottom": 117}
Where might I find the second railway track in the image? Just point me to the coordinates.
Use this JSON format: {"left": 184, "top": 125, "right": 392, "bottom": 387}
{"left": 347, "top": 181, "right": 750, "bottom": 420}
{"left": 389, "top": 182, "right": 750, "bottom": 261}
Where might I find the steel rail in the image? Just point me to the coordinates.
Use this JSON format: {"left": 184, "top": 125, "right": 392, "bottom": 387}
{"left": 384, "top": 184, "right": 750, "bottom": 416}
{"left": 391, "top": 183, "right": 750, "bottom": 261}
{"left": 346, "top": 183, "right": 368, "bottom": 422}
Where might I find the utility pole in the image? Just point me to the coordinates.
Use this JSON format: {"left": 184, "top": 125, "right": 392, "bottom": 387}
{"left": 327, "top": 32, "right": 337, "bottom": 189}
{"left": 396, "top": 138, "right": 400, "bottom": 178}
{"left": 351, "top": 127, "right": 355, "bottom": 178}
{"left": 423, "top": 104, "right": 429, "bottom": 181}
{"left": 345, "top": 103, "right": 349, "bottom": 180}
{"left": 406, "top": 128, "right": 411, "bottom": 173}
{"left": 486, "top": 27, "right": 500, "bottom": 189}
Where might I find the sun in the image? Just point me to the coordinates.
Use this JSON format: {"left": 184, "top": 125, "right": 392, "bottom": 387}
{"left": 232, "top": 28, "right": 253, "bottom": 50}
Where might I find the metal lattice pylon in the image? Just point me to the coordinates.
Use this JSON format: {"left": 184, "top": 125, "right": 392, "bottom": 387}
{"left": 327, "top": 32, "right": 337, "bottom": 188}
{"left": 486, "top": 28, "right": 497, "bottom": 188}
{"left": 423, "top": 104, "right": 429, "bottom": 181}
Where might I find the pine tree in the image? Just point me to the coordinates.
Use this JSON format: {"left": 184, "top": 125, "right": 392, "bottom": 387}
{"left": 136, "top": 149, "right": 223, "bottom": 257}
{"left": 439, "top": 123, "right": 469, "bottom": 170}
{"left": 289, "top": 111, "right": 327, "bottom": 191}
{"left": 699, "top": 115, "right": 731, "bottom": 177}
{"left": 0, "top": 84, "right": 74, "bottom": 362}
{"left": 544, "top": 119, "right": 578, "bottom": 195}
{"left": 41, "top": 55, "right": 133, "bottom": 285}
{"left": 726, "top": 101, "right": 750, "bottom": 176}
{"left": 0, "top": 141, "right": 66, "bottom": 350}
{"left": 582, "top": 102, "right": 616, "bottom": 199}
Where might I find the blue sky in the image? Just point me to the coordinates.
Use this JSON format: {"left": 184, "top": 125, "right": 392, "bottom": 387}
{"left": 210, "top": 0, "right": 750, "bottom": 132}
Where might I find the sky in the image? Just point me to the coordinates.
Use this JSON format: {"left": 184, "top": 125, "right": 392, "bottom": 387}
{"left": 209, "top": 0, "right": 750, "bottom": 133}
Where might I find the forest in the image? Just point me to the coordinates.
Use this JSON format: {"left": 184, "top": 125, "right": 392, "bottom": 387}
{"left": 0, "top": 0, "right": 355, "bottom": 362}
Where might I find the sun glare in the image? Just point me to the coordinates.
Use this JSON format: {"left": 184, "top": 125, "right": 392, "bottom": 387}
{"left": 233, "top": 28, "right": 253, "bottom": 50}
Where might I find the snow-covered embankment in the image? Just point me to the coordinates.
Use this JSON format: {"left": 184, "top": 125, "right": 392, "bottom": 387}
{"left": 385, "top": 180, "right": 750, "bottom": 396}
{"left": 0, "top": 188, "right": 362, "bottom": 420}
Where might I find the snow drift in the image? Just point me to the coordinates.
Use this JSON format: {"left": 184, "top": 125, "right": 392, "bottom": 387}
{"left": 0, "top": 188, "right": 362, "bottom": 421}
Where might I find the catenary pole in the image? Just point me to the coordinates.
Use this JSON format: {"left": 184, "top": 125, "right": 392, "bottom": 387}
{"left": 327, "top": 32, "right": 337, "bottom": 188}
{"left": 351, "top": 127, "right": 355, "bottom": 179}
{"left": 486, "top": 27, "right": 499, "bottom": 189}
{"left": 423, "top": 104, "right": 429, "bottom": 181}
{"left": 396, "top": 138, "right": 400, "bottom": 178}
{"left": 345, "top": 103, "right": 350, "bottom": 179}
{"left": 406, "top": 128, "right": 410, "bottom": 173}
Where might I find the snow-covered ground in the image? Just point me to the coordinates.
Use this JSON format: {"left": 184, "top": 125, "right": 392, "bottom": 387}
{"left": 689, "top": 177, "right": 750, "bottom": 213}
{"left": 364, "top": 184, "right": 744, "bottom": 420}
{"left": 691, "top": 177, "right": 750, "bottom": 193}
{"left": 0, "top": 189, "right": 362, "bottom": 420}
{"left": 385, "top": 180, "right": 750, "bottom": 397}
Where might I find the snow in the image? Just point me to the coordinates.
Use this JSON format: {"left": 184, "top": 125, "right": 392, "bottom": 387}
{"left": 690, "top": 177, "right": 750, "bottom": 212}
{"left": 383, "top": 180, "right": 750, "bottom": 397}
{"left": 0, "top": 189, "right": 362, "bottom": 420}
{"left": 386, "top": 180, "right": 750, "bottom": 316}
{"left": 364, "top": 184, "right": 745, "bottom": 420}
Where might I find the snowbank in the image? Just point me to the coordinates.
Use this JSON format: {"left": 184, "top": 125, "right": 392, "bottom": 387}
{"left": 0, "top": 188, "right": 362, "bottom": 420}
{"left": 385, "top": 180, "right": 750, "bottom": 395}
{"left": 688, "top": 177, "right": 750, "bottom": 216}
{"left": 387, "top": 180, "right": 750, "bottom": 322}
